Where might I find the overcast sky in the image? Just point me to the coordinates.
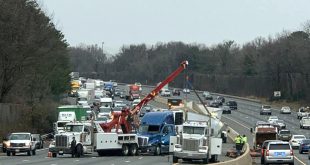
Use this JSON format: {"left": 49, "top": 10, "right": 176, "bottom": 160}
{"left": 40, "top": 0, "right": 310, "bottom": 55}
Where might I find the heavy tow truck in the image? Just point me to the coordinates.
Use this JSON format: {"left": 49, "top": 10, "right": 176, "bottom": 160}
{"left": 50, "top": 61, "right": 188, "bottom": 157}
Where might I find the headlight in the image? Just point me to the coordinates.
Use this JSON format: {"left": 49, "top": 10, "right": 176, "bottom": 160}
{"left": 25, "top": 142, "right": 31, "bottom": 147}
{"left": 198, "top": 146, "right": 208, "bottom": 153}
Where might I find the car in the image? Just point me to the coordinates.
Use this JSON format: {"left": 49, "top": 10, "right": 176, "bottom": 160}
{"left": 260, "top": 140, "right": 282, "bottom": 164}
{"left": 119, "top": 91, "right": 125, "bottom": 98}
{"left": 216, "top": 96, "right": 225, "bottom": 103}
{"left": 262, "top": 141, "right": 294, "bottom": 165}
{"left": 209, "top": 100, "right": 221, "bottom": 108}
{"left": 202, "top": 91, "right": 213, "bottom": 100}
{"left": 226, "top": 101, "right": 237, "bottom": 110}
{"left": 31, "top": 134, "right": 44, "bottom": 149}
{"left": 289, "top": 135, "right": 306, "bottom": 149}
{"left": 140, "top": 105, "right": 153, "bottom": 117}
{"left": 260, "top": 105, "right": 272, "bottom": 115}
{"left": 278, "top": 129, "right": 292, "bottom": 141}
{"left": 300, "top": 116, "right": 310, "bottom": 129}
{"left": 280, "top": 106, "right": 291, "bottom": 114}
{"left": 274, "top": 120, "right": 286, "bottom": 129}
{"left": 2, "top": 133, "right": 11, "bottom": 153}
{"left": 114, "top": 89, "right": 121, "bottom": 96}
{"left": 134, "top": 82, "right": 142, "bottom": 91}
{"left": 132, "top": 99, "right": 141, "bottom": 107}
{"left": 221, "top": 105, "right": 231, "bottom": 114}
{"left": 172, "top": 89, "right": 181, "bottom": 96}
{"left": 182, "top": 88, "right": 190, "bottom": 94}
{"left": 297, "top": 107, "right": 310, "bottom": 119}
{"left": 160, "top": 89, "right": 171, "bottom": 97}
{"left": 299, "top": 139, "right": 310, "bottom": 154}
{"left": 114, "top": 100, "right": 126, "bottom": 108}
{"left": 268, "top": 116, "right": 279, "bottom": 123}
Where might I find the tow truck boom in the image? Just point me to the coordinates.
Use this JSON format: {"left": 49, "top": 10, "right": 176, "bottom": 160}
{"left": 99, "top": 61, "right": 188, "bottom": 133}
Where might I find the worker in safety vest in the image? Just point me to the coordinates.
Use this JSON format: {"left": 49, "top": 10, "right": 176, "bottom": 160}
{"left": 241, "top": 134, "right": 247, "bottom": 145}
{"left": 234, "top": 135, "right": 242, "bottom": 156}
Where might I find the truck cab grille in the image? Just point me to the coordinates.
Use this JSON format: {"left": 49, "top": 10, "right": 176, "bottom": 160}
{"left": 183, "top": 139, "right": 199, "bottom": 151}
{"left": 56, "top": 135, "right": 68, "bottom": 147}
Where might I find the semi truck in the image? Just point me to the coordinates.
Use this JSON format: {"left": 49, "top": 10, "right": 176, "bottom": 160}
{"left": 125, "top": 84, "right": 140, "bottom": 101}
{"left": 137, "top": 111, "right": 183, "bottom": 155}
{"left": 53, "top": 105, "right": 88, "bottom": 134}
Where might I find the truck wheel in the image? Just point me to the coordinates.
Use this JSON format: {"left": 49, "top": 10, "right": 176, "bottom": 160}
{"left": 12, "top": 152, "right": 16, "bottom": 156}
{"left": 2, "top": 146, "right": 6, "bottom": 153}
{"left": 27, "top": 150, "right": 31, "bottom": 156}
{"left": 173, "top": 156, "right": 178, "bottom": 163}
{"left": 122, "top": 144, "right": 129, "bottom": 156}
{"left": 76, "top": 145, "right": 83, "bottom": 158}
{"left": 202, "top": 157, "right": 209, "bottom": 164}
{"left": 52, "top": 153, "right": 57, "bottom": 157}
{"left": 32, "top": 149, "right": 36, "bottom": 155}
{"left": 129, "top": 144, "right": 138, "bottom": 156}
{"left": 97, "top": 151, "right": 105, "bottom": 156}
{"left": 6, "top": 151, "right": 11, "bottom": 156}
{"left": 154, "top": 145, "right": 161, "bottom": 156}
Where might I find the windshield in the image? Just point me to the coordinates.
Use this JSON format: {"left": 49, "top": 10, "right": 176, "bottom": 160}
{"left": 100, "top": 107, "right": 111, "bottom": 113}
{"left": 183, "top": 126, "right": 205, "bottom": 135}
{"left": 57, "top": 122, "right": 67, "bottom": 127}
{"left": 280, "top": 130, "right": 290, "bottom": 134}
{"left": 10, "top": 134, "right": 30, "bottom": 140}
{"left": 78, "top": 98, "right": 87, "bottom": 101}
{"left": 138, "top": 125, "right": 160, "bottom": 134}
{"left": 263, "top": 106, "right": 271, "bottom": 109}
{"left": 294, "top": 136, "right": 306, "bottom": 139}
{"left": 100, "top": 102, "right": 112, "bottom": 107}
{"left": 66, "top": 125, "right": 83, "bottom": 132}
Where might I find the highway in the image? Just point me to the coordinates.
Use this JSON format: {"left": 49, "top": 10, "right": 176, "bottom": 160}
{"left": 1, "top": 85, "right": 309, "bottom": 165}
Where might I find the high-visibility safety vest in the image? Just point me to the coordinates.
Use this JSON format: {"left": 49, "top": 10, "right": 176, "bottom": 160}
{"left": 242, "top": 136, "right": 247, "bottom": 143}
{"left": 235, "top": 137, "right": 241, "bottom": 144}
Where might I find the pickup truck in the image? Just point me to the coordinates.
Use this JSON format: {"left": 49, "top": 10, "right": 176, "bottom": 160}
{"left": 300, "top": 117, "right": 310, "bottom": 129}
{"left": 297, "top": 107, "right": 310, "bottom": 119}
{"left": 6, "top": 132, "right": 36, "bottom": 156}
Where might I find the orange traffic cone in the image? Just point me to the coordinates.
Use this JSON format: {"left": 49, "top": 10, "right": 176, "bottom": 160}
{"left": 47, "top": 152, "right": 52, "bottom": 158}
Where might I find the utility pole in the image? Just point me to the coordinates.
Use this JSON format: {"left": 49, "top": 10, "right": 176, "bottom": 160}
{"left": 101, "top": 42, "right": 104, "bottom": 54}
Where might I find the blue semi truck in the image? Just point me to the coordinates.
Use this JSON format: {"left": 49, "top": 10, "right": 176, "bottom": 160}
{"left": 137, "top": 111, "right": 183, "bottom": 155}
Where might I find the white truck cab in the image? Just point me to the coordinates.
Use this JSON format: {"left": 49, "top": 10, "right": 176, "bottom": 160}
{"left": 6, "top": 132, "right": 36, "bottom": 156}
{"left": 173, "top": 121, "right": 222, "bottom": 164}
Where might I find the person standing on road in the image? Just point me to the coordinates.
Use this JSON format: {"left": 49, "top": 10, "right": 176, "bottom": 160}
{"left": 71, "top": 137, "right": 76, "bottom": 158}
{"left": 234, "top": 135, "right": 242, "bottom": 156}
{"left": 242, "top": 134, "right": 247, "bottom": 145}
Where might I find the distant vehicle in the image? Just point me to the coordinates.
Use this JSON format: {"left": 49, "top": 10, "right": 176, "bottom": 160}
{"left": 167, "top": 98, "right": 184, "bottom": 109}
{"left": 31, "top": 134, "right": 43, "bottom": 149}
{"left": 260, "top": 105, "right": 272, "bottom": 115}
{"left": 278, "top": 129, "right": 292, "bottom": 141}
{"left": 160, "top": 89, "right": 171, "bottom": 97}
{"left": 221, "top": 105, "right": 231, "bottom": 114}
{"left": 299, "top": 139, "right": 310, "bottom": 154}
{"left": 182, "top": 88, "right": 190, "bottom": 94}
{"left": 253, "top": 125, "right": 278, "bottom": 149}
{"left": 300, "top": 116, "right": 310, "bottom": 129}
{"left": 2, "top": 133, "right": 11, "bottom": 153}
{"left": 297, "top": 107, "right": 310, "bottom": 119}
{"left": 209, "top": 100, "right": 221, "bottom": 108}
{"left": 202, "top": 91, "right": 213, "bottom": 100}
{"left": 262, "top": 141, "right": 294, "bottom": 165}
{"left": 267, "top": 116, "right": 279, "bottom": 123}
{"left": 289, "top": 135, "right": 306, "bottom": 149}
{"left": 226, "top": 101, "right": 237, "bottom": 110}
{"left": 134, "top": 82, "right": 142, "bottom": 91}
{"left": 114, "top": 100, "right": 125, "bottom": 108}
{"left": 260, "top": 140, "right": 282, "bottom": 164}
{"left": 172, "top": 89, "right": 180, "bottom": 96}
{"left": 119, "top": 91, "right": 125, "bottom": 98}
{"left": 114, "top": 89, "right": 121, "bottom": 96}
{"left": 216, "top": 96, "right": 225, "bottom": 103}
{"left": 132, "top": 99, "right": 141, "bottom": 107}
{"left": 280, "top": 106, "right": 291, "bottom": 114}
{"left": 274, "top": 120, "right": 286, "bottom": 129}
{"left": 139, "top": 105, "right": 153, "bottom": 117}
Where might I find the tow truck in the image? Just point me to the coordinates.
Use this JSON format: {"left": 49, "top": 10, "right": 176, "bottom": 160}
{"left": 50, "top": 61, "right": 188, "bottom": 157}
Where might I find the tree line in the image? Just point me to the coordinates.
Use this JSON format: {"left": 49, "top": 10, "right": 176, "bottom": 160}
{"left": 70, "top": 23, "right": 310, "bottom": 101}
{"left": 0, "top": 0, "right": 70, "bottom": 134}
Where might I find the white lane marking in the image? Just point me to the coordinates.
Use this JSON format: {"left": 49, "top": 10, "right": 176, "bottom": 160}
{"left": 92, "top": 157, "right": 96, "bottom": 158}
{"left": 294, "top": 156, "right": 306, "bottom": 165}
{"left": 51, "top": 164, "right": 57, "bottom": 165}
{"left": 23, "top": 160, "right": 29, "bottom": 162}
{"left": 37, "top": 148, "right": 48, "bottom": 152}
{"left": 75, "top": 160, "right": 80, "bottom": 161}
{"left": 138, "top": 157, "right": 143, "bottom": 159}
{"left": 125, "top": 160, "right": 130, "bottom": 162}
{"left": 222, "top": 115, "right": 251, "bottom": 130}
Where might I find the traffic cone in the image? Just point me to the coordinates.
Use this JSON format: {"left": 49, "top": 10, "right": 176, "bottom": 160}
{"left": 47, "top": 152, "right": 52, "bottom": 158}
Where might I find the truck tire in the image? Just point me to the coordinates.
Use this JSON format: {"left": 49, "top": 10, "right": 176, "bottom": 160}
{"left": 32, "top": 149, "right": 36, "bottom": 155}
{"left": 202, "top": 157, "right": 209, "bottom": 164}
{"left": 27, "top": 150, "right": 31, "bottom": 156}
{"left": 76, "top": 145, "right": 83, "bottom": 158}
{"left": 122, "top": 144, "right": 129, "bottom": 156}
{"left": 6, "top": 151, "right": 11, "bottom": 156}
{"left": 52, "top": 153, "right": 57, "bottom": 157}
{"left": 154, "top": 145, "right": 161, "bottom": 156}
{"left": 97, "top": 151, "right": 105, "bottom": 156}
{"left": 173, "top": 156, "right": 178, "bottom": 163}
{"left": 12, "top": 152, "right": 16, "bottom": 156}
{"left": 129, "top": 144, "right": 138, "bottom": 156}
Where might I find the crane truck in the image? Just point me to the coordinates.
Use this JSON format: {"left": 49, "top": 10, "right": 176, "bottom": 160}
{"left": 50, "top": 61, "right": 188, "bottom": 157}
